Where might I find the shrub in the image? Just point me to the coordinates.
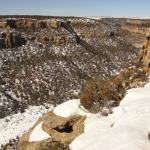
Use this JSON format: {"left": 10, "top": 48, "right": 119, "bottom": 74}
{"left": 80, "top": 76, "right": 125, "bottom": 113}
{"left": 80, "top": 67, "right": 147, "bottom": 113}
{"left": 80, "top": 72, "right": 129, "bottom": 112}
{"left": 80, "top": 77, "right": 104, "bottom": 111}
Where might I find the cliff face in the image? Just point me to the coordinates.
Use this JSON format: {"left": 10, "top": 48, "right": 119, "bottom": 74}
{"left": 0, "top": 17, "right": 145, "bottom": 118}
{"left": 138, "top": 36, "right": 150, "bottom": 72}
{"left": 1, "top": 18, "right": 148, "bottom": 47}
{"left": 0, "top": 30, "right": 26, "bottom": 48}
{"left": 120, "top": 19, "right": 150, "bottom": 47}
{"left": 121, "top": 19, "right": 150, "bottom": 34}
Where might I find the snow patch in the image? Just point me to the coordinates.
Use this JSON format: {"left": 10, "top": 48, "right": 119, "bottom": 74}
{"left": 0, "top": 105, "right": 53, "bottom": 146}
{"left": 29, "top": 122, "right": 50, "bottom": 142}
{"left": 53, "top": 99, "right": 92, "bottom": 118}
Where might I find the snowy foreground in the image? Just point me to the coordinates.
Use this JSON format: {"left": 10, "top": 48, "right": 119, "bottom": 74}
{"left": 54, "top": 83, "right": 150, "bottom": 150}
{"left": 0, "top": 105, "right": 53, "bottom": 146}
{"left": 1, "top": 83, "right": 150, "bottom": 150}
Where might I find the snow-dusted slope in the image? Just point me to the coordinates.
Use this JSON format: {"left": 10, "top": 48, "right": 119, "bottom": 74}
{"left": 69, "top": 82, "right": 150, "bottom": 150}
{"left": 0, "top": 105, "right": 53, "bottom": 146}
{"left": 0, "top": 17, "right": 140, "bottom": 119}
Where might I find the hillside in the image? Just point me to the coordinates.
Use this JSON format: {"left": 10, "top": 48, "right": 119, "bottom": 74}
{"left": 1, "top": 16, "right": 148, "bottom": 119}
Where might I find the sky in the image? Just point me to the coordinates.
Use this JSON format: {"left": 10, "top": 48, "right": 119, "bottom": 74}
{"left": 0, "top": 0, "right": 150, "bottom": 17}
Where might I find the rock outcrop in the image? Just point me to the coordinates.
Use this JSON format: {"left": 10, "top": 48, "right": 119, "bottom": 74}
{"left": 121, "top": 19, "right": 150, "bottom": 35}
{"left": 0, "top": 21, "right": 6, "bottom": 28}
{"left": 138, "top": 34, "right": 150, "bottom": 72}
{"left": 0, "top": 29, "right": 26, "bottom": 48}
{"left": 42, "top": 112, "right": 85, "bottom": 144}
{"left": 17, "top": 112, "right": 85, "bottom": 150}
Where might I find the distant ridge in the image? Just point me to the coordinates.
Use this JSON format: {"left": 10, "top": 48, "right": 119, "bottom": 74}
{"left": 87, "top": 16, "right": 150, "bottom": 20}
{"left": 0, "top": 15, "right": 83, "bottom": 19}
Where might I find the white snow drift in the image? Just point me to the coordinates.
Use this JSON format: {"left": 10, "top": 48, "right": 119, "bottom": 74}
{"left": 29, "top": 122, "right": 50, "bottom": 142}
{"left": 69, "top": 82, "right": 150, "bottom": 150}
{"left": 53, "top": 99, "right": 92, "bottom": 118}
{"left": 52, "top": 82, "right": 150, "bottom": 150}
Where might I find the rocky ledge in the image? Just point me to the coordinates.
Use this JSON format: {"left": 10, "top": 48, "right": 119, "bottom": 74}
{"left": 17, "top": 111, "right": 85, "bottom": 150}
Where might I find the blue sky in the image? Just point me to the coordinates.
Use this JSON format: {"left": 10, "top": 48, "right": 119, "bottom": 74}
{"left": 0, "top": 0, "right": 150, "bottom": 17}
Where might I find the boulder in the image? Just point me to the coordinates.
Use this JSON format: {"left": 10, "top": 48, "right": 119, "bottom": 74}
{"left": 17, "top": 112, "right": 85, "bottom": 150}
{"left": 42, "top": 112, "right": 85, "bottom": 144}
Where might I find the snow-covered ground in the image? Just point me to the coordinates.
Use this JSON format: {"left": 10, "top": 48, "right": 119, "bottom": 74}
{"left": 1, "top": 82, "right": 150, "bottom": 149}
{"left": 0, "top": 105, "right": 53, "bottom": 146}
{"left": 29, "top": 122, "right": 50, "bottom": 142}
{"left": 69, "top": 82, "right": 150, "bottom": 150}
{"left": 53, "top": 99, "right": 92, "bottom": 118}
{"left": 53, "top": 83, "right": 150, "bottom": 150}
